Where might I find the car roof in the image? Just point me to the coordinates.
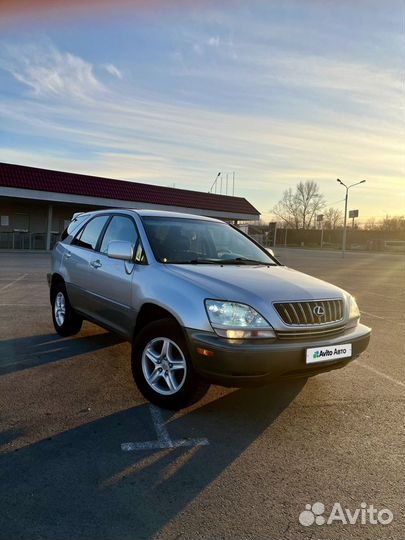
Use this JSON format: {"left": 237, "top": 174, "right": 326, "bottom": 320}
{"left": 80, "top": 208, "right": 223, "bottom": 222}
{"left": 133, "top": 209, "right": 222, "bottom": 221}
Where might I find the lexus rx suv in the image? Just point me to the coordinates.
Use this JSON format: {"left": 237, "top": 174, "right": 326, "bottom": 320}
{"left": 48, "top": 209, "right": 371, "bottom": 408}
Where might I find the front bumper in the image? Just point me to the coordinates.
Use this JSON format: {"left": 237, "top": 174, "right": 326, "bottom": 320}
{"left": 186, "top": 323, "right": 371, "bottom": 387}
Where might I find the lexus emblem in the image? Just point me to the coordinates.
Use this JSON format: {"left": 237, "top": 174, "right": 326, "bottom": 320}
{"left": 313, "top": 305, "right": 325, "bottom": 317}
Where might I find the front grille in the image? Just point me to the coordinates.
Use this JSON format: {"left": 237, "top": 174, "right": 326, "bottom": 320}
{"left": 277, "top": 325, "right": 346, "bottom": 341}
{"left": 274, "top": 299, "right": 344, "bottom": 326}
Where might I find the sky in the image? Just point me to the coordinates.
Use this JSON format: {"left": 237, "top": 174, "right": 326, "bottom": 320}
{"left": 0, "top": 0, "right": 404, "bottom": 222}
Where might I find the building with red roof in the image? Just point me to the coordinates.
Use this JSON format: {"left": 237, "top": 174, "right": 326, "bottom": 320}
{"left": 0, "top": 162, "right": 260, "bottom": 250}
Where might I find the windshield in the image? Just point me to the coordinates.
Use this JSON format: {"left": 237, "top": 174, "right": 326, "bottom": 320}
{"left": 142, "top": 217, "right": 276, "bottom": 265}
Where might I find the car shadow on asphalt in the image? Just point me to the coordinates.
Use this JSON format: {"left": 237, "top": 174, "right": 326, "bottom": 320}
{"left": 0, "top": 332, "right": 124, "bottom": 376}
{"left": 0, "top": 379, "right": 306, "bottom": 539}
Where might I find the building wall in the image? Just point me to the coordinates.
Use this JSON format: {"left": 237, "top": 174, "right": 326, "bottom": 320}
{"left": 0, "top": 198, "right": 79, "bottom": 232}
{"left": 0, "top": 198, "right": 90, "bottom": 249}
{"left": 0, "top": 193, "right": 257, "bottom": 250}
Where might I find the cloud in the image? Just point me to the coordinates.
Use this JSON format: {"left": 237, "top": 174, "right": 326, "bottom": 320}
{"left": 207, "top": 36, "right": 220, "bottom": 47}
{"left": 0, "top": 41, "right": 104, "bottom": 100}
{"left": 0, "top": 37, "right": 403, "bottom": 220}
{"left": 191, "top": 36, "right": 221, "bottom": 56}
{"left": 102, "top": 63, "right": 123, "bottom": 79}
{"left": 193, "top": 43, "right": 203, "bottom": 55}
{"left": 258, "top": 53, "right": 403, "bottom": 104}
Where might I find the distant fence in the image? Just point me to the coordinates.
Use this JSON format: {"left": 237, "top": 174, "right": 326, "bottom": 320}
{"left": 270, "top": 228, "right": 405, "bottom": 251}
{"left": 383, "top": 240, "right": 405, "bottom": 252}
{"left": 0, "top": 232, "right": 60, "bottom": 250}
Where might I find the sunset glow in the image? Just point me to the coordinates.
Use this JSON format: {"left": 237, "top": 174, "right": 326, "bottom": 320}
{"left": 1, "top": 0, "right": 403, "bottom": 222}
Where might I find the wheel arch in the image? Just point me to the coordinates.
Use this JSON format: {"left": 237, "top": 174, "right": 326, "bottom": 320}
{"left": 50, "top": 273, "right": 65, "bottom": 302}
{"left": 133, "top": 303, "right": 185, "bottom": 342}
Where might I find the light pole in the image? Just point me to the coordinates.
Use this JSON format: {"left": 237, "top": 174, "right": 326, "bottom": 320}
{"left": 337, "top": 178, "right": 366, "bottom": 257}
{"left": 209, "top": 172, "right": 221, "bottom": 193}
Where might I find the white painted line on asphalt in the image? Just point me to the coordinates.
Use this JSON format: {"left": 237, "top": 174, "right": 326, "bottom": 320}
{"left": 121, "top": 438, "right": 209, "bottom": 451}
{"left": 360, "top": 310, "right": 385, "bottom": 320}
{"left": 121, "top": 404, "right": 209, "bottom": 451}
{"left": 361, "top": 310, "right": 405, "bottom": 325}
{"left": 356, "top": 361, "right": 404, "bottom": 388}
{"left": 0, "top": 273, "right": 28, "bottom": 292}
{"left": 150, "top": 403, "right": 173, "bottom": 447}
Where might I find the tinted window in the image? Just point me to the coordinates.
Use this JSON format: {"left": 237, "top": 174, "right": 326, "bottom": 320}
{"left": 142, "top": 217, "right": 275, "bottom": 265}
{"left": 61, "top": 214, "right": 87, "bottom": 241}
{"left": 100, "top": 216, "right": 138, "bottom": 254}
{"left": 73, "top": 215, "right": 109, "bottom": 250}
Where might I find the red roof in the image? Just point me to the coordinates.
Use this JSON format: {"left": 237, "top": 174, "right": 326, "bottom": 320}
{"left": 0, "top": 162, "right": 259, "bottom": 217}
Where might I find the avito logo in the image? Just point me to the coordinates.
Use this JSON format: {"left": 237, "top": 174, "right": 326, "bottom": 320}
{"left": 299, "top": 502, "right": 394, "bottom": 526}
{"left": 312, "top": 348, "right": 347, "bottom": 360}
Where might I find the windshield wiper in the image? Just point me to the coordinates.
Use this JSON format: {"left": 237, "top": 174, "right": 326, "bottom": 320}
{"left": 177, "top": 258, "right": 274, "bottom": 265}
{"left": 219, "top": 257, "right": 273, "bottom": 265}
{"left": 188, "top": 258, "right": 222, "bottom": 264}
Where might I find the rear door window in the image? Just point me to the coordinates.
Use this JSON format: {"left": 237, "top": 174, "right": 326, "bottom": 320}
{"left": 72, "top": 215, "right": 110, "bottom": 251}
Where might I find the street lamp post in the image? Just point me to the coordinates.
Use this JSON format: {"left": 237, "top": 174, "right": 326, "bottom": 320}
{"left": 209, "top": 172, "right": 221, "bottom": 194}
{"left": 337, "top": 179, "right": 366, "bottom": 257}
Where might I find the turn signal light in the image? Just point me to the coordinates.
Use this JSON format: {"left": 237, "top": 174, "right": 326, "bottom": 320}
{"left": 196, "top": 347, "right": 214, "bottom": 357}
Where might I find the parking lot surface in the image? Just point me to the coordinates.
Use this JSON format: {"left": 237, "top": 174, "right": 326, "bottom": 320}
{"left": 0, "top": 248, "right": 404, "bottom": 540}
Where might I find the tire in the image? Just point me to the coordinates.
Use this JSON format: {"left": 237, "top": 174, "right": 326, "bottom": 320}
{"left": 132, "top": 319, "right": 210, "bottom": 409}
{"left": 51, "top": 282, "right": 83, "bottom": 337}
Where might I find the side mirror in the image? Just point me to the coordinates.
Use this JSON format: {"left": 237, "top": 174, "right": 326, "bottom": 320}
{"left": 107, "top": 240, "right": 134, "bottom": 261}
{"left": 267, "top": 248, "right": 275, "bottom": 257}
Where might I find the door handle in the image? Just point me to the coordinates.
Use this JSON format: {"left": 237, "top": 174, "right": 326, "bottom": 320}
{"left": 90, "top": 259, "right": 102, "bottom": 269}
{"left": 65, "top": 251, "right": 72, "bottom": 258}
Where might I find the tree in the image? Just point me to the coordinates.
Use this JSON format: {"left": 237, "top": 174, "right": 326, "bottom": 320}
{"left": 363, "top": 217, "right": 377, "bottom": 231}
{"left": 323, "top": 207, "right": 343, "bottom": 229}
{"left": 380, "top": 215, "right": 405, "bottom": 232}
{"left": 363, "top": 215, "right": 405, "bottom": 232}
{"left": 272, "top": 180, "right": 325, "bottom": 229}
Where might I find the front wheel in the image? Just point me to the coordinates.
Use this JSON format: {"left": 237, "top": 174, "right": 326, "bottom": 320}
{"left": 132, "top": 319, "right": 210, "bottom": 409}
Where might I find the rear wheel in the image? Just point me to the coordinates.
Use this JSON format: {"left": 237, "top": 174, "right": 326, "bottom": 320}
{"left": 132, "top": 319, "right": 210, "bottom": 409}
{"left": 51, "top": 283, "right": 83, "bottom": 336}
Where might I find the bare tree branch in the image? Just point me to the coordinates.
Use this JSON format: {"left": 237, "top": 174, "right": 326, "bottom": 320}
{"left": 323, "top": 207, "right": 343, "bottom": 229}
{"left": 272, "top": 180, "right": 325, "bottom": 229}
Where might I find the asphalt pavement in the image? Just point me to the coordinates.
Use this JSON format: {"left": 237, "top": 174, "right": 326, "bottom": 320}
{"left": 0, "top": 248, "right": 403, "bottom": 540}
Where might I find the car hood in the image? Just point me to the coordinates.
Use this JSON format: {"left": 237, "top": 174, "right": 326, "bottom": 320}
{"left": 164, "top": 264, "right": 346, "bottom": 304}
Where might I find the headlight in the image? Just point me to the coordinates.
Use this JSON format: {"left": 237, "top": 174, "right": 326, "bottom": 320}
{"left": 205, "top": 300, "right": 276, "bottom": 339}
{"left": 347, "top": 296, "right": 360, "bottom": 328}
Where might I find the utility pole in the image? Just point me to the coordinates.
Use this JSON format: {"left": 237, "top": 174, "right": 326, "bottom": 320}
{"left": 337, "top": 179, "right": 366, "bottom": 258}
{"left": 317, "top": 214, "right": 324, "bottom": 248}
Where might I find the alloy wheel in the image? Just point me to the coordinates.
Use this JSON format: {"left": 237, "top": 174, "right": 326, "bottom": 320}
{"left": 141, "top": 337, "right": 187, "bottom": 395}
{"left": 54, "top": 291, "right": 66, "bottom": 327}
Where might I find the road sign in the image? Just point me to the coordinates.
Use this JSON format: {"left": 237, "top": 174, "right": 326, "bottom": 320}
{"left": 316, "top": 214, "right": 324, "bottom": 222}
{"left": 349, "top": 209, "right": 359, "bottom": 218}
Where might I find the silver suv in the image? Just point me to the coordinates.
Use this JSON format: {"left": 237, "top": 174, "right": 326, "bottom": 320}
{"left": 48, "top": 209, "right": 371, "bottom": 408}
